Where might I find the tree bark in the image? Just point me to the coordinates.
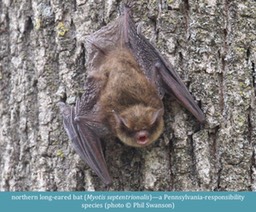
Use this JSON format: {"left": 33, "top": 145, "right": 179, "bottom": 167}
{"left": 0, "top": 0, "right": 255, "bottom": 191}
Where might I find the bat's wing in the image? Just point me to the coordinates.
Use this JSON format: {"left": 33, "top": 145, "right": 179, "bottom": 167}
{"left": 85, "top": 6, "right": 204, "bottom": 123}
{"left": 120, "top": 6, "right": 205, "bottom": 123}
{"left": 58, "top": 78, "right": 112, "bottom": 185}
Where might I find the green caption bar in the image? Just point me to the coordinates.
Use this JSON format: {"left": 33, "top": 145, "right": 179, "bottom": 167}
{"left": 0, "top": 192, "right": 254, "bottom": 212}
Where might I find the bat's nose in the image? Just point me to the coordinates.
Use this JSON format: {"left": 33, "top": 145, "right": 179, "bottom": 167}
{"left": 136, "top": 130, "right": 149, "bottom": 145}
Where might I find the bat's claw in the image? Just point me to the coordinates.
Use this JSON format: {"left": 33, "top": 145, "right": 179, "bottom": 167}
{"left": 120, "top": 2, "right": 132, "bottom": 15}
{"left": 57, "top": 102, "right": 71, "bottom": 117}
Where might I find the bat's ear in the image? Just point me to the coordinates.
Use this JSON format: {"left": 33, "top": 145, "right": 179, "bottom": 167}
{"left": 113, "top": 111, "right": 130, "bottom": 129}
{"left": 150, "top": 108, "right": 164, "bottom": 126}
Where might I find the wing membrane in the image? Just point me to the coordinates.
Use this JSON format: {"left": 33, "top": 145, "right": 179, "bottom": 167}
{"left": 59, "top": 102, "right": 112, "bottom": 185}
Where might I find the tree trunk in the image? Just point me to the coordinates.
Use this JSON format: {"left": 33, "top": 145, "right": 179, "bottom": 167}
{"left": 0, "top": 0, "right": 255, "bottom": 191}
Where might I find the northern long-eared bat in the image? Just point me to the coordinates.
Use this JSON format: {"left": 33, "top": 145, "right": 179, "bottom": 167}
{"left": 58, "top": 5, "right": 205, "bottom": 185}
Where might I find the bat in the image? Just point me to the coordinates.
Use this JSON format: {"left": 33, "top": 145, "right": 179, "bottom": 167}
{"left": 58, "top": 5, "right": 205, "bottom": 185}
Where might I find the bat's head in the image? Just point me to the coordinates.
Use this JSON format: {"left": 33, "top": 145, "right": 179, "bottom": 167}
{"left": 113, "top": 105, "right": 164, "bottom": 147}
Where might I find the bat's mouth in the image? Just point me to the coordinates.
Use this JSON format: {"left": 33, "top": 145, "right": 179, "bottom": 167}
{"left": 136, "top": 131, "right": 149, "bottom": 145}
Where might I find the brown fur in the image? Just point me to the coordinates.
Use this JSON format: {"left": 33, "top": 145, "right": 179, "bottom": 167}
{"left": 94, "top": 48, "right": 164, "bottom": 147}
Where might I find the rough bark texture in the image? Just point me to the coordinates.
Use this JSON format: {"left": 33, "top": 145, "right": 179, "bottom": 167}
{"left": 0, "top": 0, "right": 255, "bottom": 191}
